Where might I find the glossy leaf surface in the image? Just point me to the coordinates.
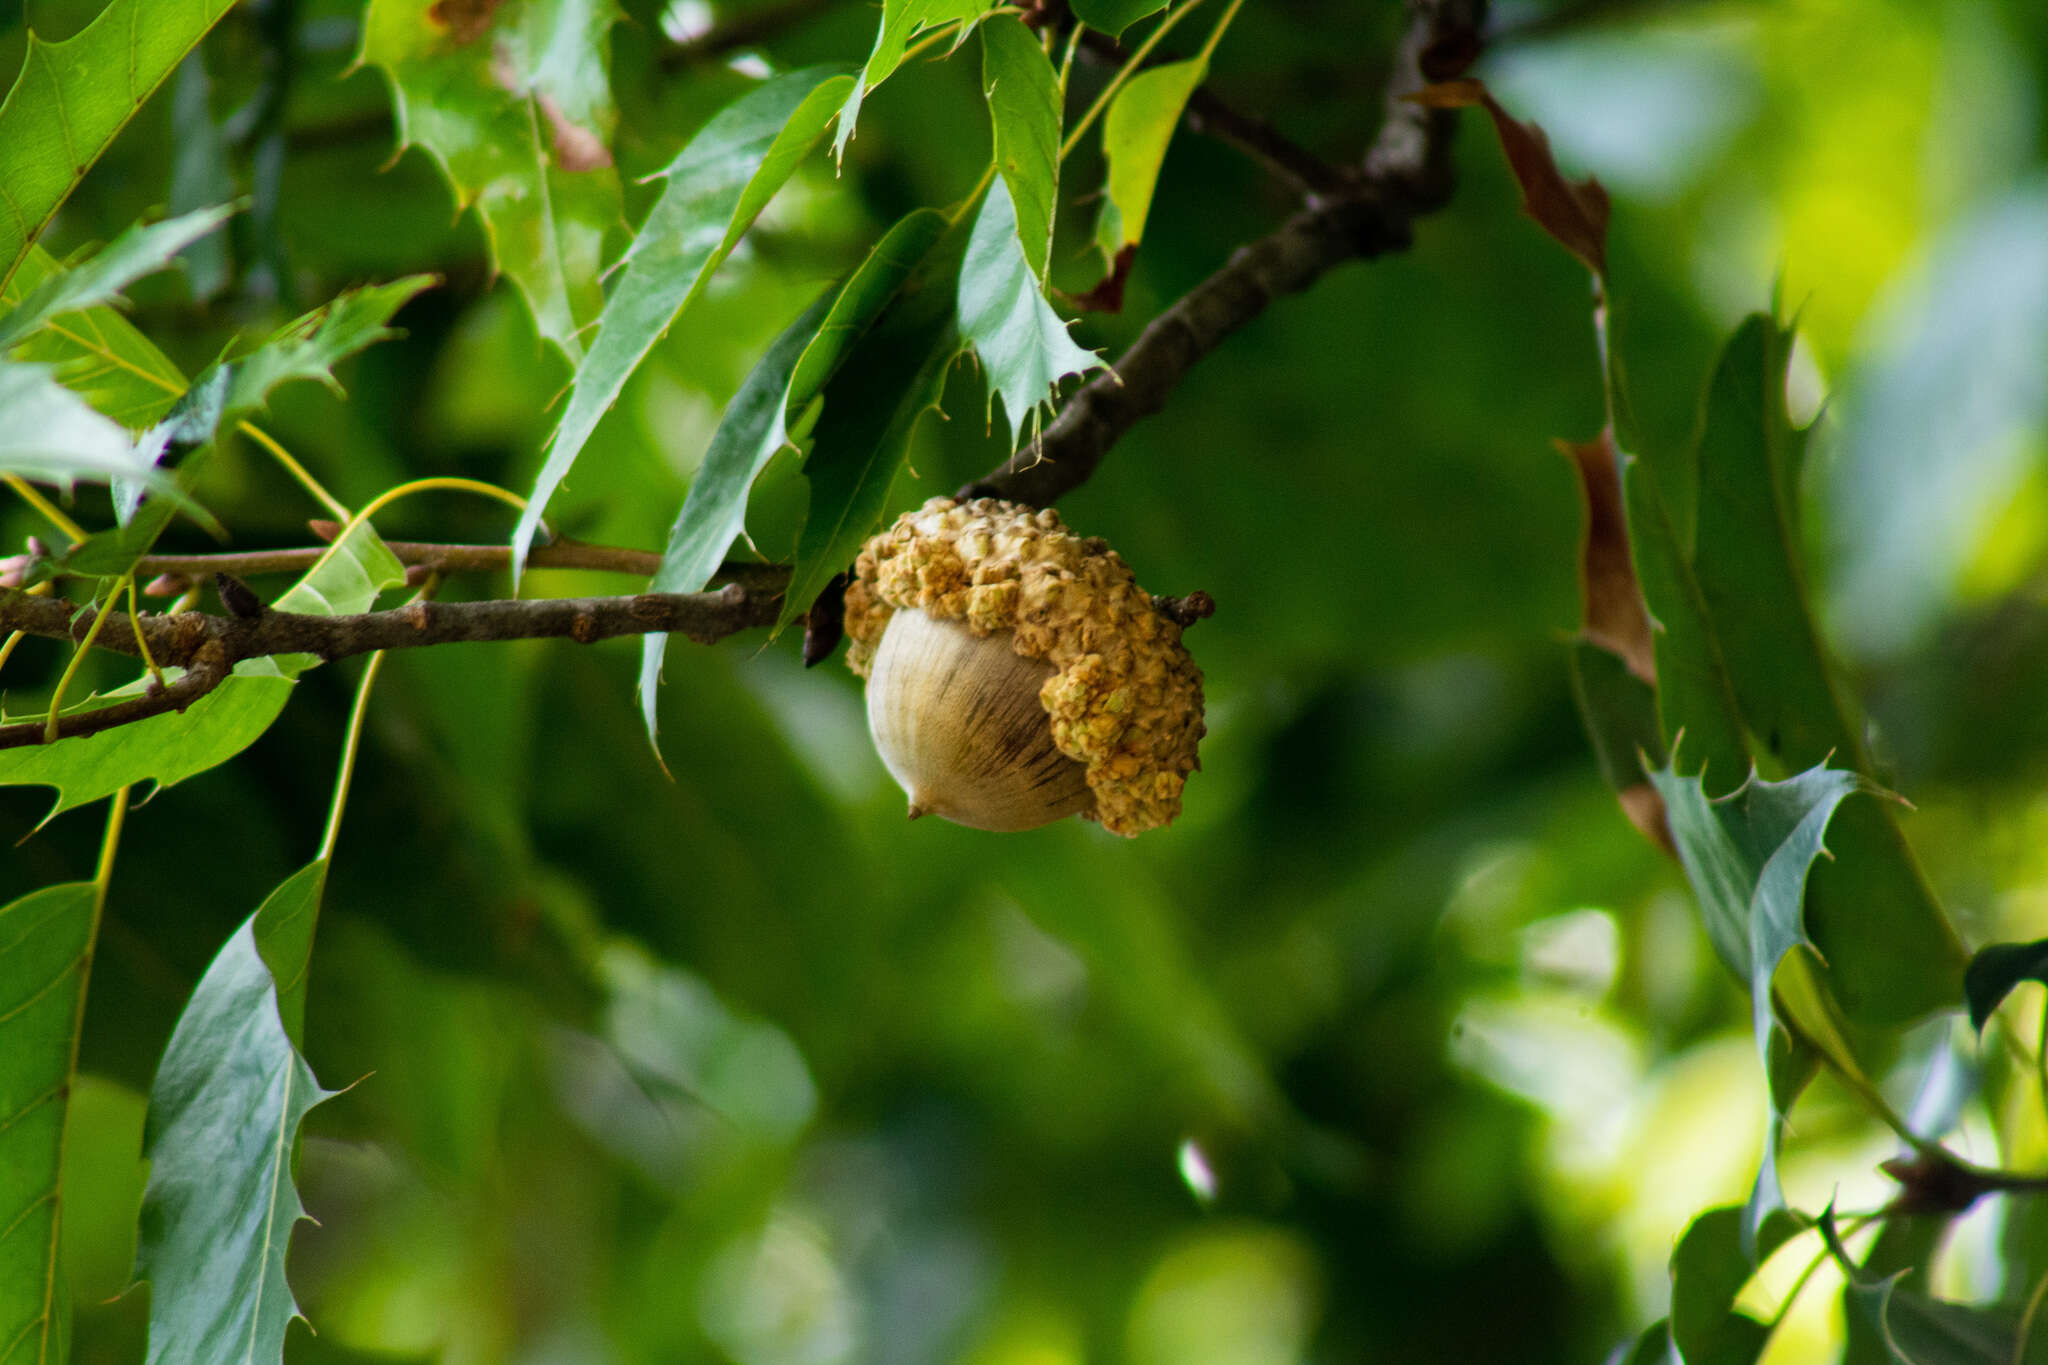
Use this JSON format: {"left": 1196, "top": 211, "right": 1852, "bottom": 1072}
{"left": 980, "top": 14, "right": 1061, "bottom": 281}
{"left": 513, "top": 68, "right": 853, "bottom": 572}
{"left": 0, "top": 207, "right": 235, "bottom": 353}
{"left": 1101, "top": 57, "right": 1206, "bottom": 250}
{"left": 957, "top": 177, "right": 1101, "bottom": 445}
{"left": 0, "top": 882, "right": 95, "bottom": 1365}
{"left": 359, "top": 0, "right": 622, "bottom": 360}
{"left": 0, "top": 0, "right": 239, "bottom": 286}
{"left": 133, "top": 919, "right": 335, "bottom": 1365}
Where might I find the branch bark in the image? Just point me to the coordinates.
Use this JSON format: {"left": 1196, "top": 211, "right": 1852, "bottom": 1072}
{"left": 962, "top": 0, "right": 1484, "bottom": 508}
{"left": 0, "top": 581, "right": 788, "bottom": 750}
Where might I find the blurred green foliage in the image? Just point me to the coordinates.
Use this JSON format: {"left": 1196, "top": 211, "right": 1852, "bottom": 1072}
{"left": 5, "top": 0, "right": 2048, "bottom": 1361}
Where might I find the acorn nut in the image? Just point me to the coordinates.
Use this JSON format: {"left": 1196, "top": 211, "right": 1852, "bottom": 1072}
{"left": 844, "top": 497, "right": 1206, "bottom": 836}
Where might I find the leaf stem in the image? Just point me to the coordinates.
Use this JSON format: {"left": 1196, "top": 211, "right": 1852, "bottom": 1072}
{"left": 318, "top": 649, "right": 388, "bottom": 864}
{"left": 237, "top": 421, "right": 351, "bottom": 523}
{"left": 2015, "top": 1266, "right": 2048, "bottom": 1365}
{"left": 4, "top": 473, "right": 88, "bottom": 543}
{"left": 1059, "top": 0, "right": 1208, "bottom": 162}
{"left": 43, "top": 581, "right": 127, "bottom": 743}
{"left": 126, "top": 576, "right": 164, "bottom": 688}
{"left": 1195, "top": 0, "right": 1246, "bottom": 64}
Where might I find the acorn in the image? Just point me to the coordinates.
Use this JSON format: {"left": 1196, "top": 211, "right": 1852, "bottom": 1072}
{"left": 844, "top": 497, "right": 1206, "bottom": 836}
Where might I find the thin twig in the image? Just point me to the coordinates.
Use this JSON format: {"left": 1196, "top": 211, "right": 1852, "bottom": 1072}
{"left": 0, "top": 579, "right": 787, "bottom": 749}
{"left": 963, "top": 0, "right": 1482, "bottom": 508}
{"left": 18, "top": 536, "right": 779, "bottom": 593}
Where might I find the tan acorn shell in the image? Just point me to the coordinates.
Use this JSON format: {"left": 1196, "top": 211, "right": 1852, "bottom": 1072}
{"left": 864, "top": 606, "right": 1095, "bottom": 832}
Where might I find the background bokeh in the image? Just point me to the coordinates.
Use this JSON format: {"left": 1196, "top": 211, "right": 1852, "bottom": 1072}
{"left": 4, "top": 0, "right": 2048, "bottom": 1360}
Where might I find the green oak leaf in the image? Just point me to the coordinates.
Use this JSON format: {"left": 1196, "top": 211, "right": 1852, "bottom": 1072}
{"left": 0, "top": 881, "right": 97, "bottom": 1365}
{"left": 110, "top": 275, "right": 435, "bottom": 523}
{"left": 133, "top": 918, "right": 337, "bottom": 1364}
{"left": 0, "top": 207, "right": 236, "bottom": 352}
{"left": 1963, "top": 938, "right": 2048, "bottom": 1033}
{"left": 1648, "top": 759, "right": 1874, "bottom": 1069}
{"left": 639, "top": 294, "right": 833, "bottom": 741}
{"left": 1818, "top": 1208, "right": 2017, "bottom": 1365}
{"left": 0, "top": 363, "right": 201, "bottom": 512}
{"left": 513, "top": 67, "right": 853, "bottom": 574}
{"left": 0, "top": 0, "right": 240, "bottom": 288}
{"left": 781, "top": 213, "right": 970, "bottom": 630}
{"left": 0, "top": 520, "right": 403, "bottom": 822}
{"left": 0, "top": 676, "right": 297, "bottom": 827}
{"left": 251, "top": 860, "right": 331, "bottom": 1049}
{"left": 1070, "top": 0, "right": 1171, "bottom": 38}
{"left": 216, "top": 276, "right": 438, "bottom": 422}
{"left": 639, "top": 208, "right": 952, "bottom": 738}
{"left": 359, "top": 0, "right": 623, "bottom": 361}
{"left": 834, "top": 0, "right": 997, "bottom": 163}
{"left": 1669, "top": 1205, "right": 1801, "bottom": 1362}
{"left": 1625, "top": 314, "right": 1966, "bottom": 1026}
{"left": 980, "top": 14, "right": 1061, "bottom": 281}
{"left": 1651, "top": 757, "right": 1881, "bottom": 1253}
{"left": 1101, "top": 56, "right": 1206, "bottom": 250}
{"left": 957, "top": 176, "right": 1102, "bottom": 446}
{"left": 1, "top": 247, "right": 190, "bottom": 428}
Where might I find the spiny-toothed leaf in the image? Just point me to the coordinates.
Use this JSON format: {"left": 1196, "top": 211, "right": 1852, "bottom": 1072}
{"left": 359, "top": 0, "right": 622, "bottom": 360}
{"left": 1684, "top": 315, "right": 1965, "bottom": 1025}
{"left": 639, "top": 294, "right": 834, "bottom": 743}
{"left": 1669, "top": 1205, "right": 1801, "bottom": 1361}
{"left": 0, "top": 881, "right": 97, "bottom": 1365}
{"left": 0, "top": 522, "right": 402, "bottom": 822}
{"left": 0, "top": 0, "right": 239, "bottom": 288}
{"left": 514, "top": 68, "right": 854, "bottom": 575}
{"left": 0, "top": 680, "right": 297, "bottom": 827}
{"left": 1817, "top": 1208, "right": 2018, "bottom": 1365}
{"left": 957, "top": 176, "right": 1102, "bottom": 446}
{"left": 1101, "top": 56, "right": 1205, "bottom": 251}
{"left": 1648, "top": 758, "right": 1874, "bottom": 1067}
{"left": 639, "top": 208, "right": 952, "bottom": 738}
{"left": 1070, "top": 0, "right": 1171, "bottom": 39}
{"left": 781, "top": 216, "right": 969, "bottom": 631}
{"left": 133, "top": 918, "right": 337, "bottom": 1365}
{"left": 110, "top": 276, "right": 435, "bottom": 522}
{"left": 1652, "top": 756, "right": 1875, "bottom": 1255}
{"left": 834, "top": 0, "right": 997, "bottom": 163}
{"left": 788, "top": 210, "right": 954, "bottom": 401}
{"left": 251, "top": 860, "right": 331, "bottom": 1049}
{"left": 1963, "top": 939, "right": 2048, "bottom": 1033}
{"left": 0, "top": 206, "right": 237, "bottom": 352}
{"left": 980, "top": 15, "right": 1061, "bottom": 281}
{"left": 1, "top": 247, "right": 189, "bottom": 429}
{"left": 214, "top": 276, "right": 437, "bottom": 422}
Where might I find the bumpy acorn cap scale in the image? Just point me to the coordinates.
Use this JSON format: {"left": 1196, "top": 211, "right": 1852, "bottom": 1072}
{"left": 844, "top": 496, "right": 1205, "bottom": 836}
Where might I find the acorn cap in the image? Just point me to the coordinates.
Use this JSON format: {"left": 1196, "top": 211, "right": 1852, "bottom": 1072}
{"left": 845, "top": 496, "right": 1206, "bottom": 836}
